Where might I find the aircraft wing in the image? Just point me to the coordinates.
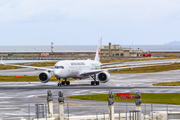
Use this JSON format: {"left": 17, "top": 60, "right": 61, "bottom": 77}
{"left": 79, "top": 69, "right": 103, "bottom": 76}
{"left": 1, "top": 57, "right": 54, "bottom": 72}
{"left": 79, "top": 63, "right": 170, "bottom": 76}
{"left": 101, "top": 58, "right": 179, "bottom": 68}
{"left": 101, "top": 62, "right": 123, "bottom": 67}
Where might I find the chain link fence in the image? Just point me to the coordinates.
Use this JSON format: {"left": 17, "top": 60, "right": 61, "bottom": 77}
{"left": 0, "top": 102, "right": 180, "bottom": 120}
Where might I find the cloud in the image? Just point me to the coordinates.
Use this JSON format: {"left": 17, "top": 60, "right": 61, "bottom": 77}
{"left": 0, "top": 0, "right": 180, "bottom": 45}
{"left": 0, "top": 0, "right": 180, "bottom": 23}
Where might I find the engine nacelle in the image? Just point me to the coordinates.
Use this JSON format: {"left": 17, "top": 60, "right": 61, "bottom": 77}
{"left": 97, "top": 71, "right": 110, "bottom": 83}
{"left": 39, "top": 71, "right": 51, "bottom": 83}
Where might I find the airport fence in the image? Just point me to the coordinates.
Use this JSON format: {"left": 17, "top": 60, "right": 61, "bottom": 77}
{"left": 0, "top": 102, "right": 180, "bottom": 120}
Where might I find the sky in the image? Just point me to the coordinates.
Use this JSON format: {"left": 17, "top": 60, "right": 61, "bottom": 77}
{"left": 0, "top": 0, "right": 180, "bottom": 45}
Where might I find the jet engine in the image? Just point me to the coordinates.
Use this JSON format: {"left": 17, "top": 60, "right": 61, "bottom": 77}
{"left": 97, "top": 71, "right": 110, "bottom": 83}
{"left": 39, "top": 71, "right": 51, "bottom": 83}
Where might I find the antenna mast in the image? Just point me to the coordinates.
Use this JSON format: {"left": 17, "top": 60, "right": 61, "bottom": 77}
{"left": 51, "top": 42, "right": 54, "bottom": 54}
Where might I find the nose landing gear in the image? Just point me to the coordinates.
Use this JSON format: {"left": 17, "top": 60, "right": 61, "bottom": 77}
{"left": 57, "top": 78, "right": 70, "bottom": 86}
{"left": 57, "top": 78, "right": 62, "bottom": 86}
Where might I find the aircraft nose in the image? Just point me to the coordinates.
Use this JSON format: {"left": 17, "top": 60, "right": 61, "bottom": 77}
{"left": 54, "top": 69, "right": 61, "bottom": 78}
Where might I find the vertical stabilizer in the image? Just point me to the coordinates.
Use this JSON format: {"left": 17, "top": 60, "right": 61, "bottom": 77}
{"left": 95, "top": 37, "right": 102, "bottom": 61}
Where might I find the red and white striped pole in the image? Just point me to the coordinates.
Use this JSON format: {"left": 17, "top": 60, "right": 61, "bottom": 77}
{"left": 51, "top": 42, "right": 53, "bottom": 54}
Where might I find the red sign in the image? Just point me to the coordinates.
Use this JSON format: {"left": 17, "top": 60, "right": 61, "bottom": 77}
{"left": 41, "top": 53, "right": 49, "bottom": 56}
{"left": 120, "top": 96, "right": 135, "bottom": 99}
{"left": 143, "top": 53, "right": 151, "bottom": 57}
{"left": 117, "top": 93, "right": 130, "bottom": 96}
{"left": 15, "top": 75, "right": 22, "bottom": 78}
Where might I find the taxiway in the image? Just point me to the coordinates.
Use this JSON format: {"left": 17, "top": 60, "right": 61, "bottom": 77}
{"left": 0, "top": 69, "right": 180, "bottom": 119}
{"left": 1, "top": 59, "right": 180, "bottom": 119}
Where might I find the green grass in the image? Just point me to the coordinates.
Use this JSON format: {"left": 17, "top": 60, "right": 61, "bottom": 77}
{"left": 0, "top": 64, "right": 23, "bottom": 70}
{"left": 153, "top": 81, "right": 180, "bottom": 86}
{"left": 0, "top": 75, "right": 83, "bottom": 82}
{"left": 28, "top": 61, "right": 57, "bottom": 67}
{"left": 67, "top": 93, "right": 180, "bottom": 105}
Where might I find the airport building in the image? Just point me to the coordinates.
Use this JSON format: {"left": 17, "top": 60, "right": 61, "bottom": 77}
{"left": 101, "top": 43, "right": 144, "bottom": 58}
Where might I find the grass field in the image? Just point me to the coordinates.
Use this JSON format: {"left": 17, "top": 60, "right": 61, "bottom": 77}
{"left": 67, "top": 93, "right": 180, "bottom": 105}
{"left": 0, "top": 75, "right": 83, "bottom": 82}
{"left": 0, "top": 75, "right": 43, "bottom": 82}
{"left": 0, "top": 65, "right": 23, "bottom": 70}
{"left": 27, "top": 61, "right": 57, "bottom": 67}
{"left": 153, "top": 81, "right": 180, "bottom": 86}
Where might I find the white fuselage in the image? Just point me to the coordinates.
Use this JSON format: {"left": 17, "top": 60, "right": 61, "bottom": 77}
{"left": 53, "top": 60, "right": 102, "bottom": 79}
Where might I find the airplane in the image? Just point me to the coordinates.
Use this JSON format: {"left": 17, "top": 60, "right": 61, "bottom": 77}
{"left": 0, "top": 37, "right": 176, "bottom": 86}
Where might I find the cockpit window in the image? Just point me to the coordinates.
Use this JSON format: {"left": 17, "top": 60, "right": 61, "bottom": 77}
{"left": 54, "top": 66, "right": 64, "bottom": 69}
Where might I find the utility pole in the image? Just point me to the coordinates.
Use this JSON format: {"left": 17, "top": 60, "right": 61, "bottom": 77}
{"left": 51, "top": 42, "right": 54, "bottom": 54}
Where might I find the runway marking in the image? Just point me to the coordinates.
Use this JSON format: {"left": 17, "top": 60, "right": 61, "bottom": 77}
{"left": 73, "top": 90, "right": 89, "bottom": 94}
{"left": 93, "top": 91, "right": 109, "bottom": 94}
{"left": 25, "top": 95, "right": 36, "bottom": 98}
{"left": 0, "top": 97, "right": 13, "bottom": 98}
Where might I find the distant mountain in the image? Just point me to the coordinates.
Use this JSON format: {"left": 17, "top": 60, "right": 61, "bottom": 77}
{"left": 164, "top": 41, "right": 180, "bottom": 45}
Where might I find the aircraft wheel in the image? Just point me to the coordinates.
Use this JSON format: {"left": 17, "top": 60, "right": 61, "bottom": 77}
{"left": 91, "top": 81, "right": 94, "bottom": 85}
{"left": 57, "top": 82, "right": 62, "bottom": 86}
{"left": 66, "top": 81, "right": 70, "bottom": 85}
{"left": 62, "top": 81, "right": 65, "bottom": 85}
{"left": 96, "top": 81, "right": 99, "bottom": 85}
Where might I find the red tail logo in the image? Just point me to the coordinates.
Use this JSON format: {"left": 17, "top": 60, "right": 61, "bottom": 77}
{"left": 98, "top": 47, "right": 101, "bottom": 57}
{"left": 1, "top": 57, "right": 3, "bottom": 64}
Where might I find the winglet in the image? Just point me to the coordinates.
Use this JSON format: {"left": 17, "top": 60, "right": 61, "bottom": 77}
{"left": 95, "top": 37, "right": 102, "bottom": 61}
{"left": 1, "top": 57, "right": 4, "bottom": 64}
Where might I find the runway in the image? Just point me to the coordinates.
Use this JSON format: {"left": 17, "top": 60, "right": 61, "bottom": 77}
{"left": 0, "top": 69, "right": 180, "bottom": 119}
{"left": 1, "top": 59, "right": 180, "bottom": 119}
{"left": 0, "top": 68, "right": 180, "bottom": 92}
{"left": 1, "top": 87, "right": 180, "bottom": 119}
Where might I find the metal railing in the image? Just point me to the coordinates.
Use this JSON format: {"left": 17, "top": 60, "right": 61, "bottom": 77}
{"left": 0, "top": 102, "right": 180, "bottom": 120}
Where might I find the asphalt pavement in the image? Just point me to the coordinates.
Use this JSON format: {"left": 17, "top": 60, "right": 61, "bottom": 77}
{"left": 0, "top": 59, "right": 180, "bottom": 119}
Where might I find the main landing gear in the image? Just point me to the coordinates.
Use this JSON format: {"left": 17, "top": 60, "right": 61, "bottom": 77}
{"left": 57, "top": 78, "right": 70, "bottom": 86}
{"left": 90, "top": 74, "right": 100, "bottom": 86}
